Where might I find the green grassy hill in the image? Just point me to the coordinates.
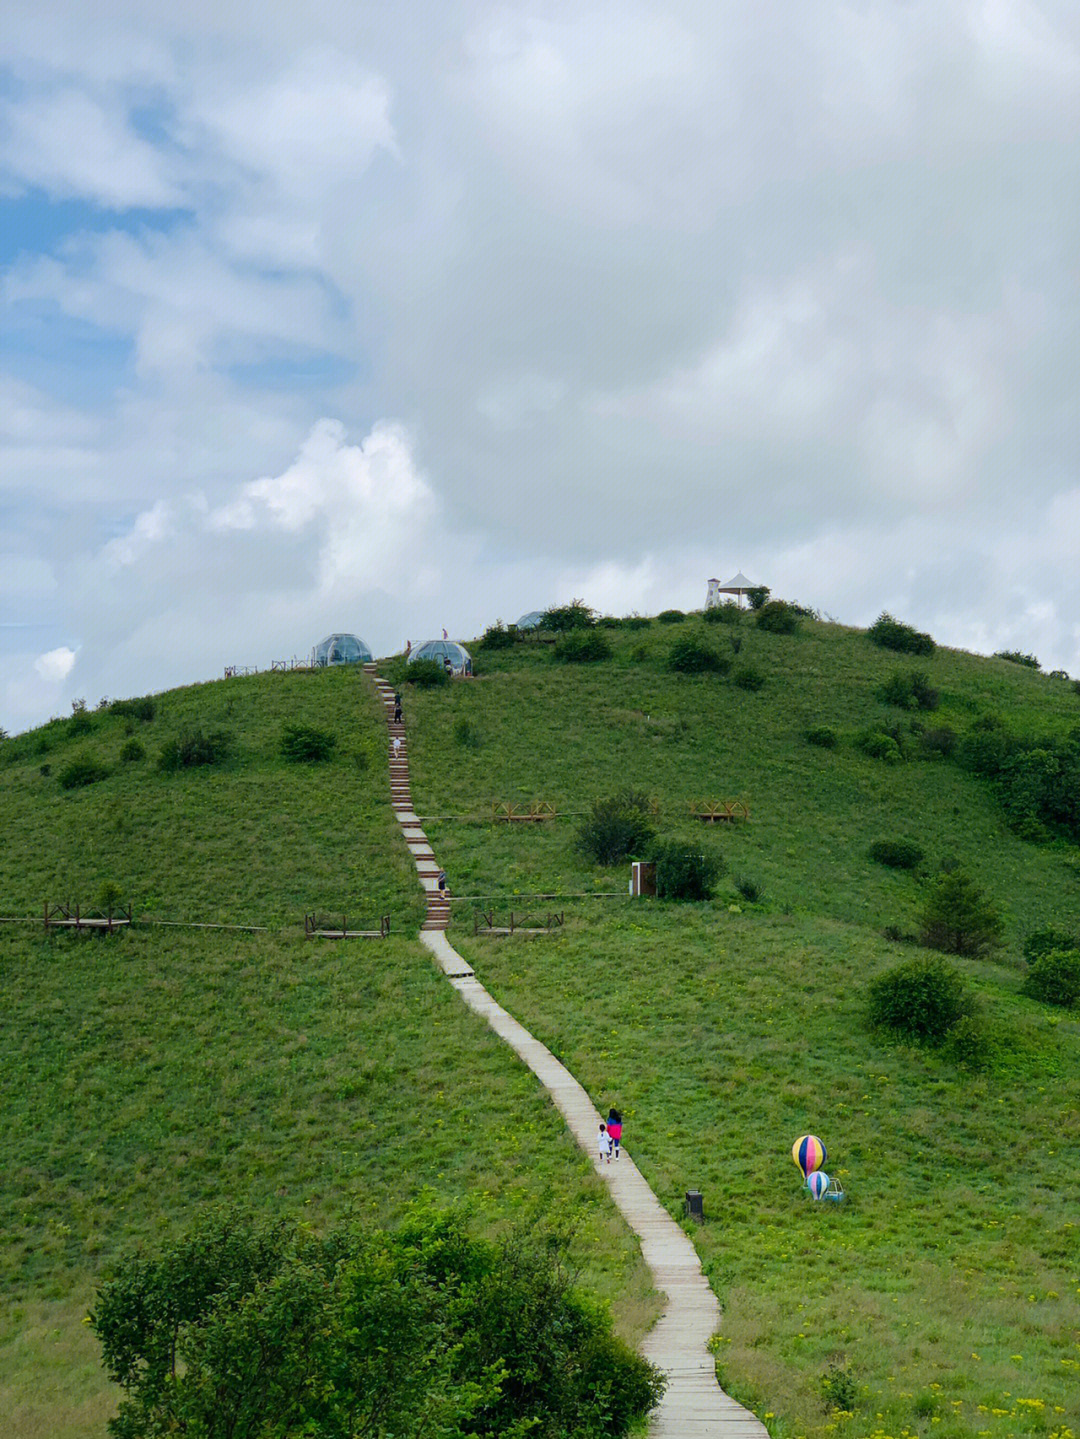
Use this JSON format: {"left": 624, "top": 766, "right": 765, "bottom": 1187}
{"left": 3, "top": 616, "right": 1079, "bottom": 1439}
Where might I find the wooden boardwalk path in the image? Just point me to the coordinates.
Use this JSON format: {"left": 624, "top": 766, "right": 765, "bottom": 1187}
{"left": 367, "top": 666, "right": 767, "bottom": 1437}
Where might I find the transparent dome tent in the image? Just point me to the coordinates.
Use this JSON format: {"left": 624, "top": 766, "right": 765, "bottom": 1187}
{"left": 409, "top": 639, "right": 473, "bottom": 675}
{"left": 516, "top": 611, "right": 546, "bottom": 629}
{"left": 312, "top": 633, "right": 373, "bottom": 667}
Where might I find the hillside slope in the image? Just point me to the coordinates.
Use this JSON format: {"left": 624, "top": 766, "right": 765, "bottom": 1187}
{"left": 391, "top": 614, "right": 1080, "bottom": 1439}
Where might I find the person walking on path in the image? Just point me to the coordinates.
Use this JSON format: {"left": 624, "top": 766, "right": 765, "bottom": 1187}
{"left": 392, "top": 735, "right": 402, "bottom": 759}
{"left": 597, "top": 1122, "right": 613, "bottom": 1164}
{"left": 606, "top": 1108, "right": 623, "bottom": 1160}
{"left": 436, "top": 869, "right": 447, "bottom": 893}
{"left": 393, "top": 692, "right": 403, "bottom": 723}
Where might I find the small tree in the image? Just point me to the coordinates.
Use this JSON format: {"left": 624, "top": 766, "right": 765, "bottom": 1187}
{"left": 667, "top": 636, "right": 729, "bottom": 675}
{"left": 478, "top": 621, "right": 518, "bottom": 650}
{"left": 577, "top": 790, "right": 655, "bottom": 865}
{"left": 867, "top": 612, "right": 935, "bottom": 656}
{"left": 554, "top": 630, "right": 611, "bottom": 663}
{"left": 746, "top": 586, "right": 770, "bottom": 610}
{"left": 1022, "top": 949, "right": 1080, "bottom": 1009}
{"left": 404, "top": 659, "right": 449, "bottom": 687}
{"left": 281, "top": 722, "right": 336, "bottom": 762}
{"left": 541, "top": 600, "right": 595, "bottom": 632}
{"left": 754, "top": 600, "right": 799, "bottom": 634}
{"left": 920, "top": 870, "right": 1003, "bottom": 957}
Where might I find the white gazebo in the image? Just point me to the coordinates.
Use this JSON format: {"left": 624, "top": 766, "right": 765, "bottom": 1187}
{"left": 706, "top": 572, "right": 759, "bottom": 608}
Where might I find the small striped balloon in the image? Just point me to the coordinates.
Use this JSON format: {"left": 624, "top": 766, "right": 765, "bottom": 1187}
{"left": 792, "top": 1134, "right": 827, "bottom": 1177}
{"left": 807, "top": 1170, "right": 830, "bottom": 1200}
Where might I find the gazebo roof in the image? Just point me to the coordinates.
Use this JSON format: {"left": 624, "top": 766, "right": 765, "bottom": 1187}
{"left": 716, "top": 571, "right": 757, "bottom": 591}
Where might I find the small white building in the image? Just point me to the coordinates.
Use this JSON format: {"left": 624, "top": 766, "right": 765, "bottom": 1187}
{"left": 706, "top": 572, "right": 759, "bottom": 608}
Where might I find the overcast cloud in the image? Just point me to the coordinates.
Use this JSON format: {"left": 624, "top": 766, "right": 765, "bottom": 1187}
{"left": 2, "top": 0, "right": 1079, "bottom": 731}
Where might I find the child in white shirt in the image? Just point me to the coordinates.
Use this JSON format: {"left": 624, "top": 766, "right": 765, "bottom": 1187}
{"left": 598, "top": 1122, "right": 613, "bottom": 1164}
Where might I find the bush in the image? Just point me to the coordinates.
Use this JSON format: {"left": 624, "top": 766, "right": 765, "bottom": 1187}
{"left": 405, "top": 659, "right": 450, "bottom": 687}
{"left": 868, "top": 839, "right": 924, "bottom": 870}
{"left": 942, "top": 1012, "right": 991, "bottom": 1070}
{"left": 110, "top": 696, "right": 156, "bottom": 723}
{"left": 542, "top": 599, "right": 595, "bottom": 632}
{"left": 920, "top": 870, "right": 1003, "bottom": 957}
{"left": 159, "top": 728, "right": 234, "bottom": 771}
{"left": 1022, "top": 949, "right": 1080, "bottom": 1008}
{"left": 656, "top": 609, "right": 685, "bottom": 624}
{"left": 119, "top": 737, "right": 146, "bottom": 763}
{"left": 453, "top": 717, "right": 482, "bottom": 750}
{"left": 733, "top": 664, "right": 765, "bottom": 692}
{"left": 96, "top": 880, "right": 125, "bottom": 916}
{"left": 821, "top": 1363, "right": 858, "bottom": 1412}
{"left": 90, "top": 1207, "right": 665, "bottom": 1439}
{"left": 856, "top": 728, "right": 903, "bottom": 763}
{"left": 703, "top": 602, "right": 741, "bottom": 626}
{"left": 617, "top": 614, "right": 652, "bottom": 630}
{"left": 733, "top": 876, "right": 761, "bottom": 903}
{"left": 918, "top": 725, "right": 956, "bottom": 759}
{"left": 746, "top": 586, "right": 770, "bottom": 610}
{"left": 867, "top": 612, "right": 935, "bottom": 656}
{"left": 577, "top": 790, "right": 656, "bottom": 865}
{"left": 478, "top": 621, "right": 517, "bottom": 650}
{"left": 754, "top": 600, "right": 799, "bottom": 634}
{"left": 555, "top": 629, "right": 611, "bottom": 663}
{"left": 1023, "top": 925, "right": 1077, "bottom": 963}
{"left": 652, "top": 841, "right": 723, "bottom": 900}
{"left": 281, "top": 722, "right": 336, "bottom": 763}
{"left": 878, "top": 670, "right": 939, "bottom": 710}
{"left": 995, "top": 650, "right": 1041, "bottom": 670}
{"left": 667, "top": 636, "right": 729, "bottom": 675}
{"left": 868, "top": 955, "right": 969, "bottom": 1042}
{"left": 68, "top": 700, "right": 93, "bottom": 736}
{"left": 58, "top": 755, "right": 110, "bottom": 789}
{"left": 805, "top": 725, "right": 838, "bottom": 749}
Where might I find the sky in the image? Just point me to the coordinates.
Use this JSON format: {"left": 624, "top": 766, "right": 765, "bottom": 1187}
{"left": 2, "top": 0, "right": 1079, "bottom": 732}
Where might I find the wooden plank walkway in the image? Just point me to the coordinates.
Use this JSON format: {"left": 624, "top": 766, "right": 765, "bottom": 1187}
{"left": 366, "top": 665, "right": 768, "bottom": 1437}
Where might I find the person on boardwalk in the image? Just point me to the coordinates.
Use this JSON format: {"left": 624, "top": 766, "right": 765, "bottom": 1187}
{"left": 606, "top": 1108, "right": 623, "bottom": 1159}
{"left": 436, "top": 869, "right": 447, "bottom": 893}
{"left": 598, "top": 1122, "right": 613, "bottom": 1164}
{"left": 392, "top": 735, "right": 402, "bottom": 759}
{"left": 393, "top": 692, "right": 403, "bottom": 723}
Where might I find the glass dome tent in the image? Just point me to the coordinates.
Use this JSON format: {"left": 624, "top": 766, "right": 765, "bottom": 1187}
{"left": 409, "top": 639, "right": 473, "bottom": 676}
{"left": 313, "top": 633, "right": 373, "bottom": 667}
{"left": 516, "top": 611, "right": 546, "bottom": 629}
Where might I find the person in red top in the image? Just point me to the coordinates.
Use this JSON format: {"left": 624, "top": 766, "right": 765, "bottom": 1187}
{"left": 606, "top": 1108, "right": 623, "bottom": 1160}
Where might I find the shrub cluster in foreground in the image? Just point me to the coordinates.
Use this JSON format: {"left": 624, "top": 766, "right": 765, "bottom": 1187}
{"left": 158, "top": 727, "right": 234, "bottom": 771}
{"left": 91, "top": 1208, "right": 664, "bottom": 1439}
{"left": 867, "top": 612, "right": 935, "bottom": 656}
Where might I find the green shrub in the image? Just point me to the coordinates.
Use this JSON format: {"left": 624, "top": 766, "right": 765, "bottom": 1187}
{"left": 1023, "top": 925, "right": 1077, "bottom": 963}
{"left": 821, "top": 1363, "right": 858, "bottom": 1412}
{"left": 281, "top": 722, "right": 336, "bottom": 763}
{"left": 995, "top": 649, "right": 1040, "bottom": 670}
{"left": 656, "top": 609, "right": 685, "bottom": 624}
{"left": 868, "top": 955, "right": 969, "bottom": 1042}
{"left": 942, "top": 1012, "right": 991, "bottom": 1070}
{"left": 453, "top": 717, "right": 482, "bottom": 750}
{"left": 58, "top": 755, "right": 110, "bottom": 789}
{"left": 733, "top": 876, "right": 761, "bottom": 903}
{"left": 702, "top": 602, "right": 741, "bottom": 626}
{"left": 733, "top": 664, "right": 765, "bottom": 692}
{"left": 746, "top": 586, "right": 770, "bottom": 610}
{"left": 405, "top": 659, "right": 450, "bottom": 687}
{"left": 478, "top": 621, "right": 517, "bottom": 650}
{"left": 110, "top": 696, "right": 157, "bottom": 723}
{"left": 652, "top": 841, "right": 723, "bottom": 900}
{"left": 96, "top": 880, "right": 125, "bottom": 916}
{"left": 856, "top": 728, "right": 903, "bottom": 763}
{"left": 918, "top": 725, "right": 956, "bottom": 759}
{"left": 920, "top": 870, "right": 1003, "bottom": 957}
{"left": 119, "top": 737, "right": 146, "bottom": 763}
{"left": 542, "top": 599, "right": 595, "bottom": 631}
{"left": 805, "top": 725, "right": 838, "bottom": 749}
{"left": 68, "top": 701, "right": 93, "bottom": 736}
{"left": 577, "top": 790, "right": 656, "bottom": 865}
{"left": 878, "top": 669, "right": 939, "bottom": 710}
{"left": 1022, "top": 949, "right": 1080, "bottom": 1008}
{"left": 754, "top": 600, "right": 799, "bottom": 634}
{"left": 617, "top": 614, "right": 652, "bottom": 630}
{"left": 867, "top": 612, "right": 935, "bottom": 656}
{"left": 159, "top": 728, "right": 234, "bottom": 771}
{"left": 667, "top": 636, "right": 729, "bottom": 675}
{"left": 868, "top": 839, "right": 924, "bottom": 870}
{"left": 555, "top": 629, "right": 611, "bottom": 663}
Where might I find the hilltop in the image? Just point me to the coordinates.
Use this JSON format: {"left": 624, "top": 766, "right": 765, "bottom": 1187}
{"left": 2, "top": 608, "right": 1079, "bottom": 1439}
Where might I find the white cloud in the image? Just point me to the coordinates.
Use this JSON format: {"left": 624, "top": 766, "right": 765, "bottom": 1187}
{"left": 33, "top": 645, "right": 76, "bottom": 681}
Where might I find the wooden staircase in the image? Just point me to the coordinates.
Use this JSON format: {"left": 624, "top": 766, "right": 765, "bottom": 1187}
{"left": 367, "top": 664, "right": 450, "bottom": 931}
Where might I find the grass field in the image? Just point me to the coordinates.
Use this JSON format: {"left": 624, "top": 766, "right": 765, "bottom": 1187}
{"left": 3, "top": 615, "right": 1079, "bottom": 1438}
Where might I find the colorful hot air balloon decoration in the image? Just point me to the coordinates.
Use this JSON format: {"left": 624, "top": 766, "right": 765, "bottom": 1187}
{"left": 792, "top": 1134, "right": 827, "bottom": 1180}
{"left": 807, "top": 1170, "right": 830, "bottom": 1200}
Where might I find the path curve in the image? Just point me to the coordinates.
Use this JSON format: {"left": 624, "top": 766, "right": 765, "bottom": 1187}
{"left": 368, "top": 667, "right": 767, "bottom": 1438}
